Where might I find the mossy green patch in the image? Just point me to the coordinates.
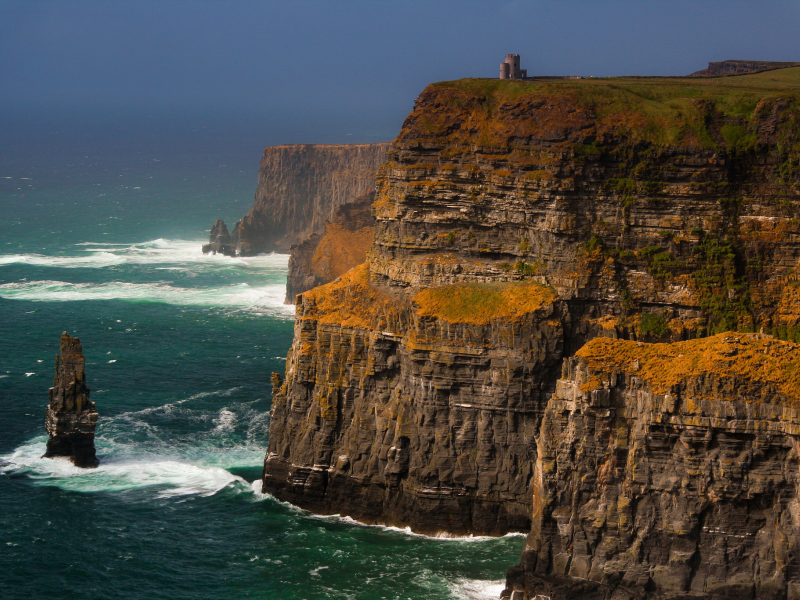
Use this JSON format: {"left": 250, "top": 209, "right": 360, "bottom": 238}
{"left": 691, "top": 236, "right": 753, "bottom": 334}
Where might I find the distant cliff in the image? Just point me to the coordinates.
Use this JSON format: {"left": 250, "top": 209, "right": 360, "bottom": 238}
{"left": 263, "top": 68, "right": 800, "bottom": 598}
{"left": 285, "top": 191, "right": 375, "bottom": 304}
{"left": 235, "top": 143, "right": 389, "bottom": 255}
{"left": 690, "top": 59, "right": 800, "bottom": 77}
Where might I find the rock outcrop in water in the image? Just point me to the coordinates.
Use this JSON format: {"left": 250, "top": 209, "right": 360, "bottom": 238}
{"left": 285, "top": 191, "right": 375, "bottom": 303}
{"left": 235, "top": 143, "right": 389, "bottom": 255}
{"left": 263, "top": 69, "right": 800, "bottom": 596}
{"left": 201, "top": 218, "right": 237, "bottom": 256}
{"left": 44, "top": 332, "right": 98, "bottom": 468}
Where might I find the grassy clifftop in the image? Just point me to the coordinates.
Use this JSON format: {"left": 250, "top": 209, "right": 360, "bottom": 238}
{"left": 399, "top": 67, "right": 800, "bottom": 150}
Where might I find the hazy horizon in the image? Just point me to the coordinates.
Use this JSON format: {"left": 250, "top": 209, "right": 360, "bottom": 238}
{"left": 3, "top": 0, "right": 800, "bottom": 146}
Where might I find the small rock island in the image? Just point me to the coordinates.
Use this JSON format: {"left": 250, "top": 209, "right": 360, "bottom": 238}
{"left": 43, "top": 332, "right": 99, "bottom": 468}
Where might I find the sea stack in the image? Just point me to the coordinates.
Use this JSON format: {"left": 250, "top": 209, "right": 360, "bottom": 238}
{"left": 201, "top": 218, "right": 236, "bottom": 256}
{"left": 44, "top": 332, "right": 99, "bottom": 468}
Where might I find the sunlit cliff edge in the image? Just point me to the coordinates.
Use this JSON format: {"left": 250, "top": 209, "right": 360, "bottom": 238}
{"left": 263, "top": 67, "right": 800, "bottom": 599}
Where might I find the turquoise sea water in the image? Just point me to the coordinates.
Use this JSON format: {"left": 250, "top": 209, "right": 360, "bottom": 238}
{"left": 0, "top": 112, "right": 523, "bottom": 599}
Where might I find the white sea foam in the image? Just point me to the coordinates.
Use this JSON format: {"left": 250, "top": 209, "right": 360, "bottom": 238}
{"left": 0, "top": 239, "right": 294, "bottom": 316}
{"left": 0, "top": 439, "right": 247, "bottom": 498}
{"left": 0, "top": 279, "right": 294, "bottom": 316}
{"left": 248, "top": 480, "right": 309, "bottom": 513}
{"left": 250, "top": 486, "right": 529, "bottom": 542}
{"left": 113, "top": 387, "right": 244, "bottom": 420}
{"left": 0, "top": 390, "right": 269, "bottom": 498}
{"left": 447, "top": 578, "right": 507, "bottom": 600}
{"left": 0, "top": 238, "right": 290, "bottom": 271}
{"left": 310, "top": 513, "right": 526, "bottom": 542}
{"left": 213, "top": 408, "right": 237, "bottom": 433}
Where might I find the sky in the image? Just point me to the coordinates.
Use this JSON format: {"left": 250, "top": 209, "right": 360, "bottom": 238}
{"left": 2, "top": 0, "right": 800, "bottom": 144}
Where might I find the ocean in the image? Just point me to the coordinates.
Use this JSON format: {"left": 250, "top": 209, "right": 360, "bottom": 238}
{"left": 0, "top": 109, "right": 523, "bottom": 600}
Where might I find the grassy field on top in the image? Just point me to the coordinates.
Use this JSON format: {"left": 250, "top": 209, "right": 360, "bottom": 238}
{"left": 437, "top": 66, "right": 800, "bottom": 103}
{"left": 408, "top": 67, "right": 800, "bottom": 149}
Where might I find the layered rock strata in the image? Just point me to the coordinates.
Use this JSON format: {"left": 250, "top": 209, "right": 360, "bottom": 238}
{"left": 504, "top": 333, "right": 800, "bottom": 599}
{"left": 263, "top": 70, "right": 800, "bottom": 589}
{"left": 266, "top": 265, "right": 563, "bottom": 534}
{"left": 201, "top": 218, "right": 236, "bottom": 256}
{"left": 367, "top": 74, "right": 800, "bottom": 343}
{"left": 236, "top": 143, "right": 389, "bottom": 254}
{"left": 44, "top": 332, "right": 98, "bottom": 468}
{"left": 285, "top": 191, "right": 375, "bottom": 303}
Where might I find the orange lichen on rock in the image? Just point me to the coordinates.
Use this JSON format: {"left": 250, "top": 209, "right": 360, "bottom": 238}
{"left": 576, "top": 333, "right": 800, "bottom": 404}
{"left": 775, "top": 281, "right": 800, "bottom": 328}
{"left": 590, "top": 315, "right": 620, "bottom": 331}
{"left": 299, "top": 263, "right": 400, "bottom": 328}
{"left": 310, "top": 222, "right": 374, "bottom": 283}
{"left": 413, "top": 281, "right": 556, "bottom": 325}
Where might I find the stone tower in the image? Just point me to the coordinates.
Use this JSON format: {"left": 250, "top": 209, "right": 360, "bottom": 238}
{"left": 499, "top": 54, "right": 527, "bottom": 80}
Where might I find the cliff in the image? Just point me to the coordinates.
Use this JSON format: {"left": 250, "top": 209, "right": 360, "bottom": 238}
{"left": 266, "top": 264, "right": 563, "bottom": 533}
{"left": 262, "top": 68, "right": 800, "bottom": 593}
{"left": 235, "top": 143, "right": 390, "bottom": 254}
{"left": 44, "top": 332, "right": 98, "bottom": 468}
{"left": 690, "top": 59, "right": 800, "bottom": 77}
{"left": 285, "top": 191, "right": 375, "bottom": 304}
{"left": 504, "top": 334, "right": 800, "bottom": 600}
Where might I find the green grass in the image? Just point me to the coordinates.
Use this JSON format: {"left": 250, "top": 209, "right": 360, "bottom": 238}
{"left": 691, "top": 236, "right": 753, "bottom": 334}
{"left": 410, "top": 67, "right": 800, "bottom": 150}
{"left": 640, "top": 313, "right": 669, "bottom": 337}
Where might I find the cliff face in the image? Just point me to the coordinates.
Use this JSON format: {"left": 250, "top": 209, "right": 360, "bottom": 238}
{"left": 236, "top": 143, "right": 390, "bottom": 254}
{"left": 285, "top": 191, "right": 375, "bottom": 304}
{"left": 368, "top": 74, "right": 800, "bottom": 344}
{"left": 267, "top": 264, "right": 563, "bottom": 533}
{"left": 44, "top": 332, "right": 98, "bottom": 468}
{"left": 505, "top": 334, "right": 800, "bottom": 600}
{"left": 263, "top": 69, "right": 800, "bottom": 591}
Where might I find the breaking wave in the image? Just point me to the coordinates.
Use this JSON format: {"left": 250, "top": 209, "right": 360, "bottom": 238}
{"left": 0, "top": 238, "right": 294, "bottom": 316}
{"left": 0, "top": 238, "right": 289, "bottom": 271}
{"left": 447, "top": 578, "right": 507, "bottom": 600}
{"left": 0, "top": 389, "right": 269, "bottom": 498}
{"left": 1, "top": 441, "right": 247, "bottom": 498}
{"left": 0, "top": 279, "right": 294, "bottom": 316}
{"left": 312, "top": 513, "right": 526, "bottom": 542}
